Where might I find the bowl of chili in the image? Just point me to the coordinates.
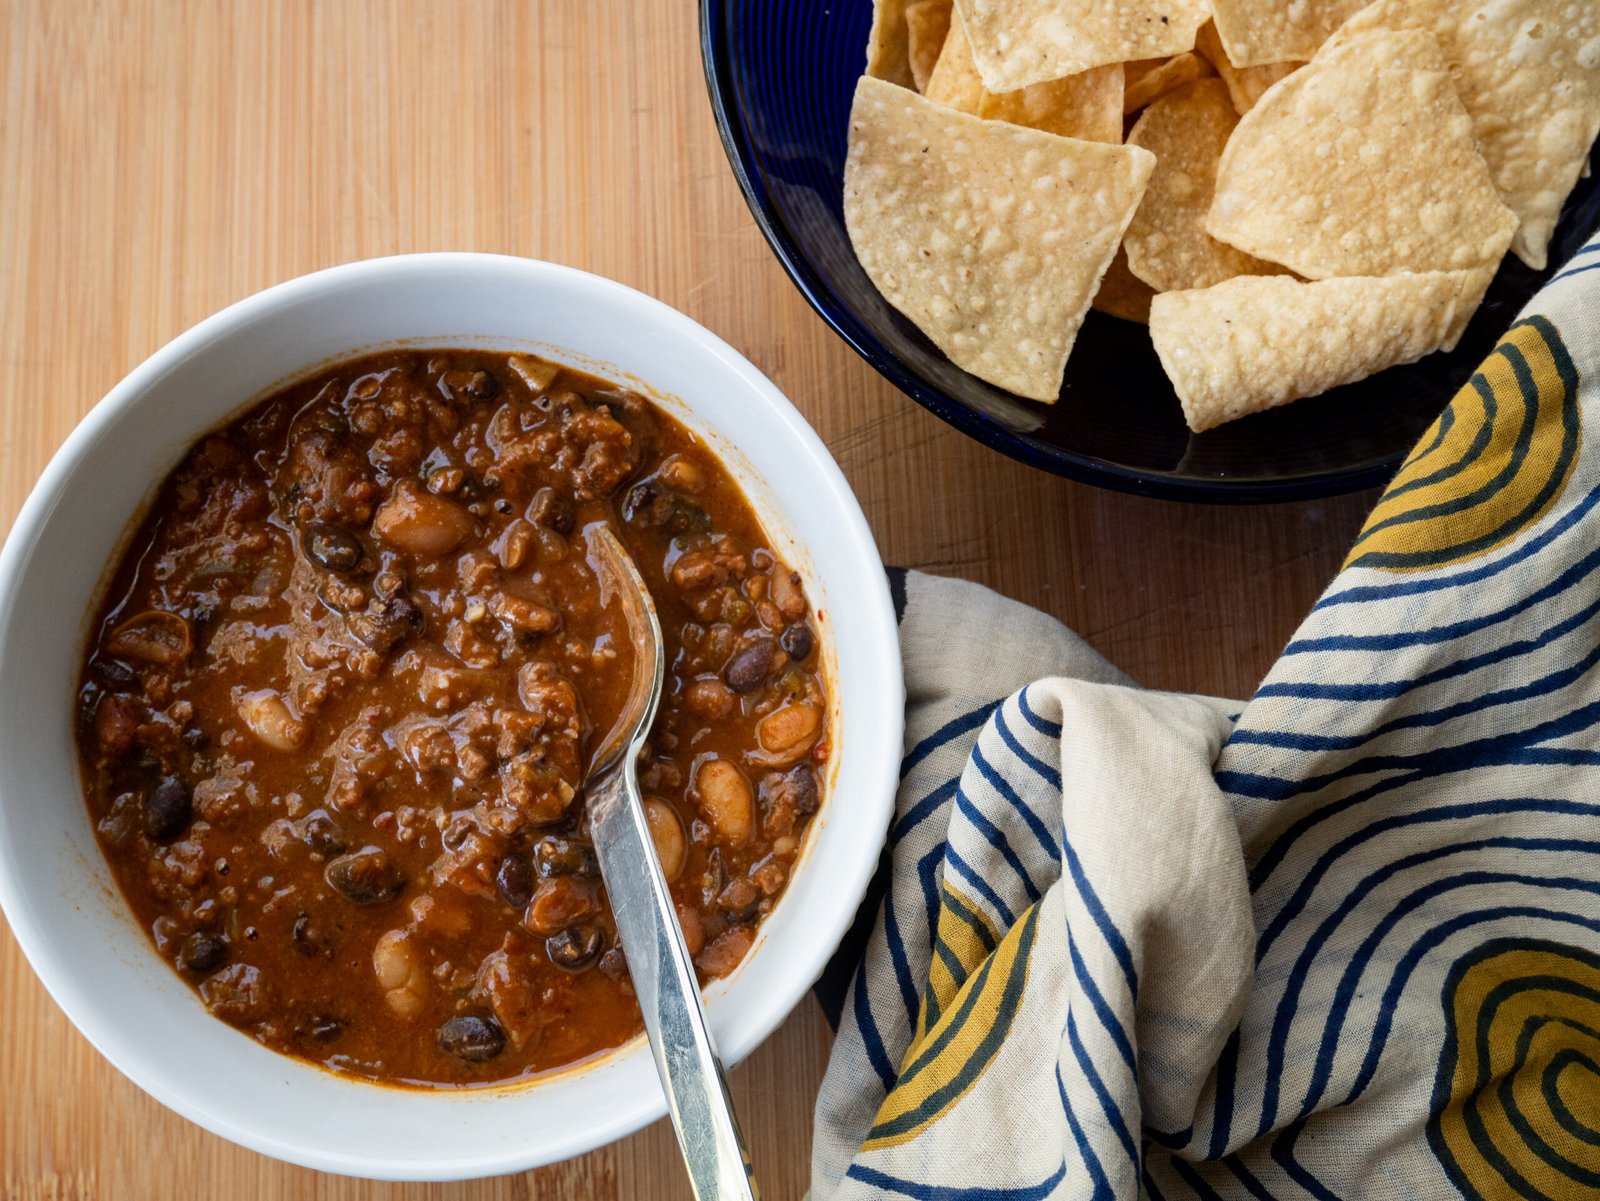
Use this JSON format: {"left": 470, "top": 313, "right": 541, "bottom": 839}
{"left": 0, "top": 253, "right": 902, "bottom": 1178}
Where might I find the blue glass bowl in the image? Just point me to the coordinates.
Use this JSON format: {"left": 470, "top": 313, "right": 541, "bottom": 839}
{"left": 700, "top": 0, "right": 1600, "bottom": 502}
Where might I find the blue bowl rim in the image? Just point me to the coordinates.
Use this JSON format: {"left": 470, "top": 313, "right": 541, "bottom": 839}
{"left": 697, "top": 0, "right": 1441, "bottom": 505}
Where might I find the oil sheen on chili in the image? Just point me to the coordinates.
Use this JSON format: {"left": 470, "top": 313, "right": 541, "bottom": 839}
{"left": 75, "top": 350, "right": 829, "bottom": 1087}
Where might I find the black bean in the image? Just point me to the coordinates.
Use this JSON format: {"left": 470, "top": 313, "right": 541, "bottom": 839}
{"left": 546, "top": 924, "right": 604, "bottom": 971}
{"left": 324, "top": 846, "right": 405, "bottom": 905}
{"left": 598, "top": 946, "right": 629, "bottom": 982}
{"left": 179, "top": 932, "right": 228, "bottom": 974}
{"left": 143, "top": 776, "right": 192, "bottom": 841}
{"left": 785, "top": 765, "right": 821, "bottom": 816}
{"left": 438, "top": 1014, "right": 506, "bottom": 1062}
{"left": 495, "top": 851, "right": 534, "bottom": 909}
{"left": 91, "top": 659, "right": 138, "bottom": 691}
{"left": 533, "top": 836, "right": 598, "bottom": 879}
{"left": 779, "top": 622, "right": 814, "bottom": 662}
{"left": 291, "top": 911, "right": 334, "bottom": 957}
{"left": 722, "top": 638, "right": 777, "bottom": 693}
{"left": 622, "top": 481, "right": 665, "bottom": 527}
{"left": 530, "top": 487, "right": 575, "bottom": 535}
{"left": 299, "top": 809, "right": 348, "bottom": 856}
{"left": 301, "top": 523, "right": 364, "bottom": 573}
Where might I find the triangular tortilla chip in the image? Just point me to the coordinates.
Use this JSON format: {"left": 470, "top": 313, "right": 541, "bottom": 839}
{"left": 844, "top": 77, "right": 1155, "bottom": 401}
{"left": 923, "top": 8, "right": 986, "bottom": 112}
{"left": 926, "top": 13, "right": 1124, "bottom": 143}
{"left": 1091, "top": 246, "right": 1154, "bottom": 324}
{"left": 978, "top": 64, "right": 1124, "bottom": 144}
{"left": 1208, "top": 30, "right": 1518, "bottom": 279}
{"left": 953, "top": 0, "right": 1208, "bottom": 92}
{"left": 1150, "top": 269, "right": 1493, "bottom": 431}
{"left": 1327, "top": 0, "right": 1600, "bottom": 271}
{"left": 1194, "top": 21, "right": 1301, "bottom": 115}
{"left": 865, "top": 0, "right": 914, "bottom": 87}
{"left": 1126, "top": 80, "right": 1289, "bottom": 292}
{"left": 1124, "top": 53, "right": 1215, "bottom": 115}
{"left": 1209, "top": 0, "right": 1366, "bottom": 67}
{"left": 905, "top": 0, "right": 953, "bottom": 93}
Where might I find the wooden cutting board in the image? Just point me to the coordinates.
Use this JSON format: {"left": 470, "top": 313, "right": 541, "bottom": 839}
{"left": 0, "top": 2, "right": 1375, "bottom": 1197}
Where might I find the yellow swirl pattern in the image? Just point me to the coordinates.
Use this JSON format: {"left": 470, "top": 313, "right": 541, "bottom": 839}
{"left": 1346, "top": 317, "right": 1580, "bottom": 573}
{"left": 1429, "top": 939, "right": 1600, "bottom": 1200}
{"left": 863, "top": 902, "right": 1039, "bottom": 1151}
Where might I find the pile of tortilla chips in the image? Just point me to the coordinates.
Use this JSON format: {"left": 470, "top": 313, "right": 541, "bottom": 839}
{"left": 845, "top": 0, "right": 1599, "bottom": 431}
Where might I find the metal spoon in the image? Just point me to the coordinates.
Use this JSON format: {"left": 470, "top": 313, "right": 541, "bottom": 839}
{"left": 584, "top": 524, "right": 761, "bottom": 1201}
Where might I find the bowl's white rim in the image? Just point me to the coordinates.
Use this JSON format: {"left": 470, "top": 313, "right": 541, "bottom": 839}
{"left": 0, "top": 252, "right": 904, "bottom": 1179}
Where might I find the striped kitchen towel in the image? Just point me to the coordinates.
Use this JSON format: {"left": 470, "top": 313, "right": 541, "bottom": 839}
{"left": 811, "top": 241, "right": 1600, "bottom": 1199}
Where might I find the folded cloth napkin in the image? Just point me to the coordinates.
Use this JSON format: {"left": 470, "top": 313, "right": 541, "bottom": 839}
{"left": 811, "top": 240, "right": 1600, "bottom": 1199}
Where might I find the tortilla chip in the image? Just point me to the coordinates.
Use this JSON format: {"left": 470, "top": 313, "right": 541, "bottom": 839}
{"left": 843, "top": 76, "right": 1155, "bottom": 401}
{"left": 1208, "top": 0, "right": 1367, "bottom": 67}
{"left": 1327, "top": 0, "right": 1600, "bottom": 271}
{"left": 1194, "top": 21, "right": 1301, "bottom": 115}
{"left": 865, "top": 0, "right": 915, "bottom": 87}
{"left": 923, "top": 9, "right": 987, "bottom": 112}
{"left": 906, "top": 0, "right": 953, "bottom": 93}
{"left": 1150, "top": 269, "right": 1493, "bottom": 431}
{"left": 979, "top": 64, "right": 1125, "bottom": 144}
{"left": 927, "top": 13, "right": 1123, "bottom": 143}
{"left": 1123, "top": 53, "right": 1215, "bottom": 115}
{"left": 1091, "top": 246, "right": 1154, "bottom": 324}
{"left": 1126, "top": 80, "right": 1289, "bottom": 292}
{"left": 954, "top": 0, "right": 1209, "bottom": 92}
{"left": 1208, "top": 30, "right": 1518, "bottom": 279}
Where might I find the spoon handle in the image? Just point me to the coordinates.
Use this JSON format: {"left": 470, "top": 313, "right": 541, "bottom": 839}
{"left": 588, "top": 760, "right": 761, "bottom": 1201}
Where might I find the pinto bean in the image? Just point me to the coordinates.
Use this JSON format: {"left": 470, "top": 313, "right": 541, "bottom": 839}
{"left": 695, "top": 759, "right": 753, "bottom": 845}
{"left": 238, "top": 690, "right": 308, "bottom": 751}
{"left": 769, "top": 569, "right": 807, "bottom": 622}
{"left": 750, "top": 702, "right": 822, "bottom": 768}
{"left": 373, "top": 928, "right": 428, "bottom": 1019}
{"left": 644, "top": 798, "right": 687, "bottom": 880}
{"left": 372, "top": 481, "right": 475, "bottom": 557}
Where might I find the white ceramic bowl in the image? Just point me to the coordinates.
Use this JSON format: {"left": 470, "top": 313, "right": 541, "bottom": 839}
{"left": 0, "top": 254, "right": 902, "bottom": 1180}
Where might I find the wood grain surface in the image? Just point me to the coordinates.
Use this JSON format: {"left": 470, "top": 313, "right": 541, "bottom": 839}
{"left": 0, "top": 2, "right": 1380, "bottom": 1198}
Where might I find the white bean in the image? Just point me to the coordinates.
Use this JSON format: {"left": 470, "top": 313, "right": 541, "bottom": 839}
{"left": 237, "top": 690, "right": 308, "bottom": 752}
{"left": 372, "top": 928, "right": 428, "bottom": 1019}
